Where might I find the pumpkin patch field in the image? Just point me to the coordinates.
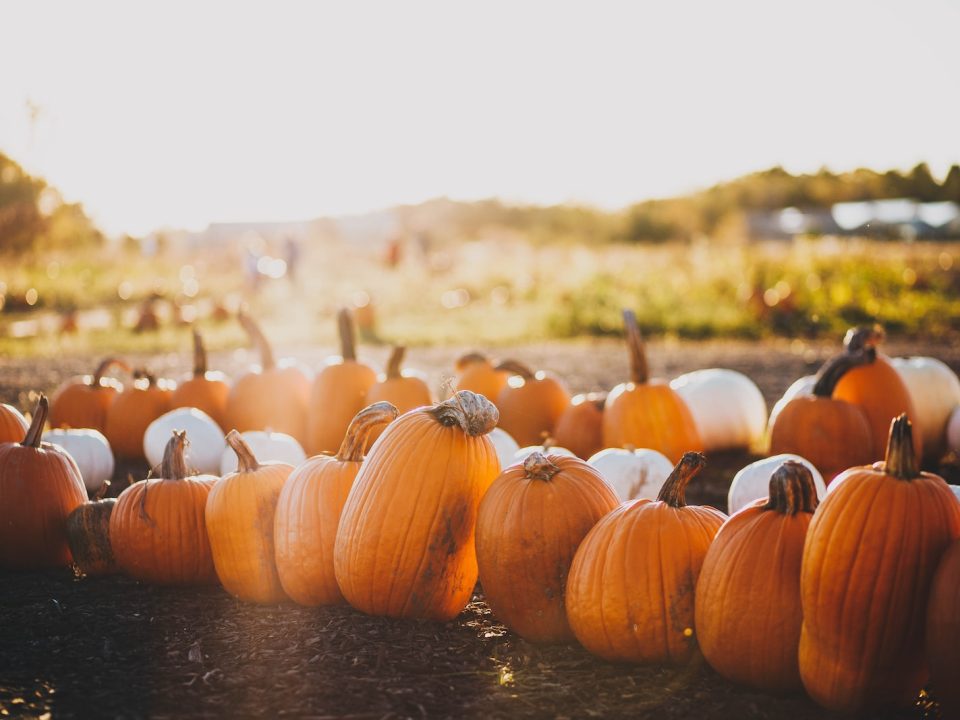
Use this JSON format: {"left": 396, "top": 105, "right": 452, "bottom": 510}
{"left": 2, "top": 336, "right": 959, "bottom": 719}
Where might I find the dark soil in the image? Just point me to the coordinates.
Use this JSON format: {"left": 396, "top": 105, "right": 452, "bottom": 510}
{"left": 1, "top": 338, "right": 958, "bottom": 719}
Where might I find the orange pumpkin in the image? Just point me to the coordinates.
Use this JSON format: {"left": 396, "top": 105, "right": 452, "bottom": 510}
{"left": 602, "top": 310, "right": 702, "bottom": 463}
{"left": 475, "top": 452, "right": 619, "bottom": 643}
{"left": 110, "top": 431, "right": 218, "bottom": 585}
{"left": 454, "top": 352, "right": 509, "bottom": 403}
{"left": 305, "top": 308, "right": 378, "bottom": 455}
{"left": 334, "top": 391, "right": 500, "bottom": 621}
{"left": 565, "top": 452, "right": 725, "bottom": 664}
{"left": 768, "top": 350, "right": 874, "bottom": 482}
{"left": 206, "top": 430, "right": 292, "bottom": 603}
{"left": 0, "top": 403, "right": 28, "bottom": 443}
{"left": 49, "top": 357, "right": 129, "bottom": 431}
{"left": 363, "top": 347, "right": 432, "bottom": 448}
{"left": 225, "top": 311, "right": 311, "bottom": 445}
{"left": 833, "top": 325, "right": 923, "bottom": 461}
{"left": 103, "top": 370, "right": 174, "bottom": 460}
{"left": 169, "top": 329, "right": 230, "bottom": 430}
{"left": 927, "top": 538, "right": 960, "bottom": 716}
{"left": 0, "top": 395, "right": 88, "bottom": 569}
{"left": 799, "top": 415, "right": 960, "bottom": 713}
{"left": 65, "top": 487, "right": 118, "bottom": 577}
{"left": 495, "top": 360, "right": 571, "bottom": 447}
{"left": 274, "top": 402, "right": 398, "bottom": 606}
{"left": 552, "top": 392, "right": 606, "bottom": 460}
{"left": 695, "top": 461, "right": 819, "bottom": 691}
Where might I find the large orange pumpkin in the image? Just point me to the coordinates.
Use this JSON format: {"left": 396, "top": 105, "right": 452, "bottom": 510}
{"left": 169, "top": 329, "right": 230, "bottom": 430}
{"left": 362, "top": 346, "right": 432, "bottom": 448}
{"left": 103, "top": 370, "right": 174, "bottom": 460}
{"left": 927, "top": 538, "right": 960, "bottom": 716}
{"left": 495, "top": 360, "right": 571, "bottom": 447}
{"left": 110, "top": 431, "right": 218, "bottom": 585}
{"left": 334, "top": 391, "right": 500, "bottom": 621}
{"left": 552, "top": 392, "right": 606, "bottom": 460}
{"left": 475, "top": 452, "right": 618, "bottom": 643}
{"left": 49, "top": 357, "right": 129, "bottom": 431}
{"left": 274, "top": 402, "right": 398, "bottom": 606}
{"left": 799, "top": 415, "right": 960, "bottom": 713}
{"left": 225, "top": 311, "right": 311, "bottom": 445}
{"left": 454, "top": 352, "right": 510, "bottom": 404}
{"left": 0, "top": 395, "right": 88, "bottom": 569}
{"left": 305, "top": 308, "right": 377, "bottom": 455}
{"left": 565, "top": 452, "right": 725, "bottom": 663}
{"left": 602, "top": 310, "right": 702, "bottom": 463}
{"left": 695, "top": 461, "right": 818, "bottom": 691}
{"left": 206, "top": 430, "right": 293, "bottom": 603}
{"left": 0, "top": 403, "right": 28, "bottom": 443}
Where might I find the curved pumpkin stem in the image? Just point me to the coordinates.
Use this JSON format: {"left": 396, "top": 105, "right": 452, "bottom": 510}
{"left": 426, "top": 391, "right": 499, "bottom": 437}
{"left": 494, "top": 359, "right": 535, "bottom": 380}
{"left": 883, "top": 413, "right": 919, "bottom": 480}
{"left": 338, "top": 307, "right": 358, "bottom": 362}
{"left": 132, "top": 368, "right": 157, "bottom": 389}
{"left": 337, "top": 402, "right": 400, "bottom": 462}
{"left": 161, "top": 430, "right": 190, "bottom": 481}
{"left": 225, "top": 430, "right": 260, "bottom": 473}
{"left": 192, "top": 329, "right": 208, "bottom": 377}
{"left": 811, "top": 348, "right": 876, "bottom": 398}
{"left": 238, "top": 311, "right": 276, "bottom": 371}
{"left": 92, "top": 357, "right": 130, "bottom": 387}
{"left": 523, "top": 452, "right": 560, "bottom": 482}
{"left": 843, "top": 325, "right": 885, "bottom": 354}
{"left": 763, "top": 461, "right": 819, "bottom": 515}
{"left": 385, "top": 346, "right": 406, "bottom": 379}
{"left": 622, "top": 309, "right": 649, "bottom": 385}
{"left": 455, "top": 352, "right": 489, "bottom": 372}
{"left": 23, "top": 394, "right": 48, "bottom": 448}
{"left": 93, "top": 479, "right": 112, "bottom": 501}
{"left": 657, "top": 452, "right": 706, "bottom": 508}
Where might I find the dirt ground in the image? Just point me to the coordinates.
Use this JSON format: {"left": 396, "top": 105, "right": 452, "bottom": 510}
{"left": 1, "top": 338, "right": 958, "bottom": 719}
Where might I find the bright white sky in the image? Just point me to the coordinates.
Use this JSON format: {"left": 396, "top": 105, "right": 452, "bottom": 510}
{"left": 1, "top": 0, "right": 958, "bottom": 236}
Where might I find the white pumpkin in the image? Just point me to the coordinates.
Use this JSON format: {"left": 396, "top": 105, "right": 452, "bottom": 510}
{"left": 587, "top": 447, "right": 674, "bottom": 502}
{"left": 219, "top": 430, "right": 306, "bottom": 475}
{"left": 947, "top": 405, "right": 960, "bottom": 454}
{"left": 727, "top": 453, "right": 826, "bottom": 515}
{"left": 144, "top": 408, "right": 226, "bottom": 475}
{"left": 42, "top": 428, "right": 114, "bottom": 493}
{"left": 767, "top": 374, "right": 817, "bottom": 431}
{"left": 891, "top": 356, "right": 960, "bottom": 459}
{"left": 669, "top": 368, "right": 767, "bottom": 452}
{"left": 488, "top": 427, "right": 521, "bottom": 470}
{"left": 949, "top": 483, "right": 960, "bottom": 504}
{"left": 513, "top": 443, "right": 576, "bottom": 464}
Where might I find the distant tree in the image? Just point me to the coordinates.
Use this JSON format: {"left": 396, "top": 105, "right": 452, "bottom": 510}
{"left": 0, "top": 153, "right": 46, "bottom": 253}
{"left": 906, "top": 162, "right": 940, "bottom": 202}
{"left": 940, "top": 165, "right": 960, "bottom": 202}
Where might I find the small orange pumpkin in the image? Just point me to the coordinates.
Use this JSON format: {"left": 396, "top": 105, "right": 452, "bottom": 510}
{"left": 169, "top": 329, "right": 230, "bottom": 430}
{"left": 0, "top": 403, "right": 28, "bottom": 443}
{"left": 552, "top": 392, "right": 606, "bottom": 460}
{"left": 454, "top": 352, "right": 510, "bottom": 404}
{"left": 363, "top": 347, "right": 432, "bottom": 448}
{"left": 103, "top": 370, "right": 174, "bottom": 460}
{"left": 49, "top": 357, "right": 129, "bottom": 431}
{"left": 495, "top": 360, "right": 571, "bottom": 447}
{"left": 602, "top": 310, "right": 702, "bottom": 463}
{"left": 927, "top": 538, "right": 960, "bottom": 716}
{"left": 274, "top": 402, "right": 398, "bottom": 606}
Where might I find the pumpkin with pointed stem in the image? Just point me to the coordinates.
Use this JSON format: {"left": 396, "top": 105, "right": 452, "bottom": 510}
{"left": 0, "top": 396, "right": 87, "bottom": 569}
{"left": 799, "top": 415, "right": 960, "bottom": 713}
{"left": 363, "top": 346, "right": 432, "bottom": 448}
{"left": 42, "top": 428, "right": 115, "bottom": 494}
{"left": 49, "top": 357, "right": 129, "bottom": 431}
{"left": 552, "top": 392, "right": 606, "bottom": 460}
{"left": 103, "top": 370, "right": 175, "bottom": 460}
{"left": 602, "top": 310, "right": 702, "bottom": 463}
{"left": 475, "top": 452, "right": 618, "bottom": 643}
{"left": 565, "top": 453, "right": 726, "bottom": 663}
{"left": 0, "top": 403, "right": 28, "bottom": 443}
{"left": 144, "top": 408, "right": 225, "bottom": 475}
{"left": 306, "top": 308, "right": 378, "bottom": 455}
{"left": 696, "top": 461, "right": 819, "bottom": 691}
{"left": 454, "top": 352, "right": 510, "bottom": 404}
{"left": 927, "top": 538, "right": 960, "bottom": 716}
{"left": 169, "top": 329, "right": 230, "bottom": 430}
{"left": 334, "top": 391, "right": 500, "bottom": 621}
{"left": 274, "top": 402, "right": 398, "bottom": 606}
{"left": 66, "top": 482, "right": 118, "bottom": 577}
{"left": 225, "top": 311, "right": 311, "bottom": 445}
{"left": 495, "top": 360, "right": 571, "bottom": 447}
{"left": 768, "top": 350, "right": 874, "bottom": 482}
{"left": 206, "top": 430, "right": 293, "bottom": 603}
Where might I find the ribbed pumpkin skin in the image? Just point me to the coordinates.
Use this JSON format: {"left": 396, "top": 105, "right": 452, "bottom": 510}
{"left": 799, "top": 461, "right": 960, "bottom": 711}
{"left": 927, "top": 539, "right": 960, "bottom": 715}
{"left": 226, "top": 367, "right": 311, "bottom": 444}
{"left": 104, "top": 381, "right": 173, "bottom": 459}
{"left": 496, "top": 374, "right": 571, "bottom": 448}
{"left": 306, "top": 363, "right": 378, "bottom": 454}
{"left": 206, "top": 459, "right": 292, "bottom": 603}
{"left": 50, "top": 379, "right": 121, "bottom": 432}
{"left": 170, "top": 373, "right": 230, "bottom": 430}
{"left": 110, "top": 477, "right": 217, "bottom": 584}
{"left": 552, "top": 394, "right": 605, "bottom": 460}
{"left": 334, "top": 403, "right": 500, "bottom": 621}
{"left": 602, "top": 382, "right": 702, "bottom": 464}
{"left": 475, "top": 454, "right": 619, "bottom": 643}
{"left": 66, "top": 499, "right": 118, "bottom": 576}
{"left": 0, "top": 404, "right": 28, "bottom": 443}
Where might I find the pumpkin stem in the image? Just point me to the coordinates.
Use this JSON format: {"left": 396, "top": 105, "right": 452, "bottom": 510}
{"left": 656, "top": 452, "right": 706, "bottom": 508}
{"left": 883, "top": 413, "right": 919, "bottom": 480}
{"left": 385, "top": 346, "right": 406, "bottom": 379}
{"left": 160, "top": 430, "right": 190, "bottom": 481}
{"left": 494, "top": 359, "right": 535, "bottom": 380}
{"left": 337, "top": 402, "right": 400, "bottom": 462}
{"left": 23, "top": 394, "right": 48, "bottom": 448}
{"left": 238, "top": 310, "right": 276, "bottom": 371}
{"left": 426, "top": 391, "right": 499, "bottom": 437}
{"left": 132, "top": 368, "right": 157, "bottom": 388}
{"left": 225, "top": 429, "right": 260, "bottom": 473}
{"left": 192, "top": 329, "right": 208, "bottom": 377}
{"left": 811, "top": 347, "right": 876, "bottom": 398}
{"left": 338, "top": 307, "right": 358, "bottom": 362}
{"left": 455, "top": 352, "right": 489, "bottom": 372}
{"left": 763, "top": 461, "right": 819, "bottom": 515}
{"left": 523, "top": 452, "right": 561, "bottom": 481}
{"left": 92, "top": 357, "right": 130, "bottom": 387}
{"left": 843, "top": 324, "right": 885, "bottom": 354}
{"left": 93, "top": 479, "right": 112, "bottom": 501}
{"left": 622, "top": 309, "right": 649, "bottom": 385}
